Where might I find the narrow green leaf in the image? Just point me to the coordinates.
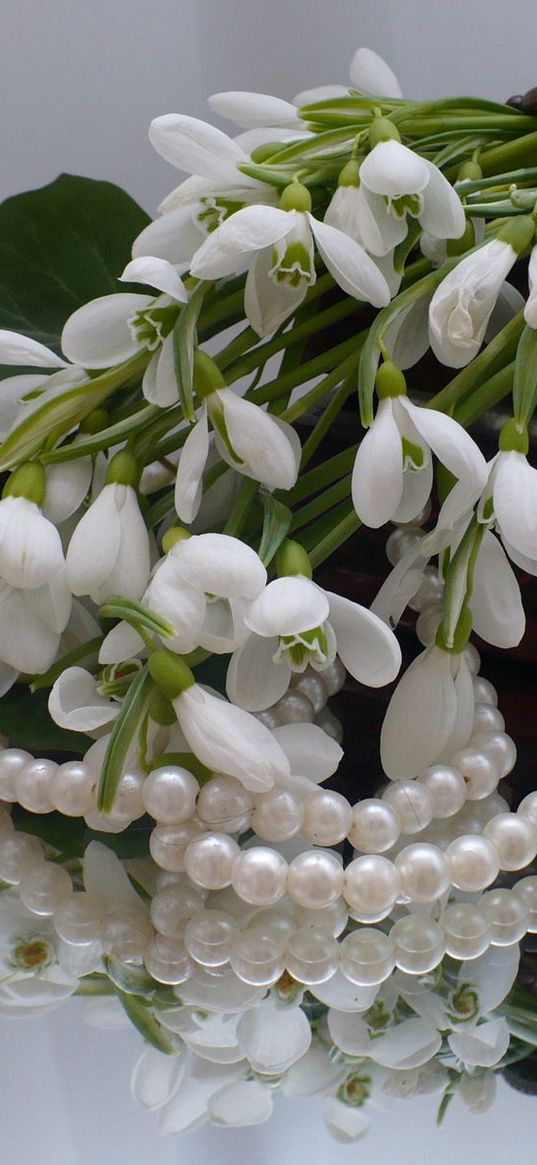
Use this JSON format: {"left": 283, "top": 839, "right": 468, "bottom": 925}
{"left": 41, "top": 404, "right": 160, "bottom": 464}
{"left": 97, "top": 667, "right": 155, "bottom": 813}
{"left": 116, "top": 991, "right": 179, "bottom": 1055}
{"left": 257, "top": 488, "right": 292, "bottom": 567}
{"left": 99, "top": 597, "right": 175, "bottom": 640}
{"left": 513, "top": 323, "right": 537, "bottom": 426}
{"left": 173, "top": 280, "right": 211, "bottom": 422}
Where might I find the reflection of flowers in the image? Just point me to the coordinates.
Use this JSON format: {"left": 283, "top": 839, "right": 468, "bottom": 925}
{"left": 0, "top": 890, "right": 79, "bottom": 1015}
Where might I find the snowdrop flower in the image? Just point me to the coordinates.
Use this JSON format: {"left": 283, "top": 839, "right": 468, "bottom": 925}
{"left": 190, "top": 181, "right": 390, "bottom": 337}
{"left": 61, "top": 257, "right": 189, "bottom": 409}
{"left": 294, "top": 45, "right": 402, "bottom": 107}
{"left": 66, "top": 450, "right": 151, "bottom": 604}
{"left": 524, "top": 243, "right": 537, "bottom": 327}
{"left": 132, "top": 1047, "right": 245, "bottom": 1134}
{"left": 380, "top": 642, "right": 474, "bottom": 779}
{"left": 48, "top": 666, "right": 122, "bottom": 732}
{"left": 227, "top": 566, "right": 401, "bottom": 711}
{"left": 458, "top": 1069, "right": 497, "bottom": 1113}
{"left": 352, "top": 362, "right": 487, "bottom": 529}
{"left": 429, "top": 216, "right": 535, "bottom": 367}
{"left": 207, "top": 90, "right": 303, "bottom": 131}
{"left": 0, "top": 890, "right": 79, "bottom": 1016}
{"left": 174, "top": 352, "right": 299, "bottom": 523}
{"left": 328, "top": 1008, "right": 442, "bottom": 1070}
{"left": 99, "top": 529, "right": 266, "bottom": 663}
{"left": 149, "top": 650, "right": 291, "bottom": 792}
{"left": 480, "top": 421, "right": 537, "bottom": 572}
{"left": 236, "top": 991, "right": 312, "bottom": 1074}
{"left": 322, "top": 1098, "right": 372, "bottom": 1144}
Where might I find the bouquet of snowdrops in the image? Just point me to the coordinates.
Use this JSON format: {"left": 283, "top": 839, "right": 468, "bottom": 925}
{"left": 1, "top": 43, "right": 537, "bottom": 1139}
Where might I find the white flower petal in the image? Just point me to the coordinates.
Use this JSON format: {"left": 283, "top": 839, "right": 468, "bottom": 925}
{"left": 121, "top": 257, "right": 188, "bottom": 302}
{"left": 148, "top": 114, "right": 251, "bottom": 183}
{"left": 391, "top": 459, "right": 433, "bottom": 525}
{"left": 190, "top": 205, "right": 292, "bottom": 280}
{"left": 0, "top": 496, "right": 65, "bottom": 589}
{"left": 246, "top": 576, "right": 329, "bottom": 637}
{"left": 327, "top": 1009, "right": 370, "bottom": 1055}
{"left": 470, "top": 530, "right": 525, "bottom": 648}
{"left": 237, "top": 995, "right": 311, "bottom": 1073}
{"left": 0, "top": 583, "right": 62, "bottom": 673}
{"left": 493, "top": 450, "right": 537, "bottom": 560}
{"left": 174, "top": 684, "right": 290, "bottom": 791}
{"left": 98, "top": 620, "right": 145, "bottom": 665}
{"left": 380, "top": 646, "right": 458, "bottom": 779}
{"left": 322, "top": 1099, "right": 371, "bottom": 1143}
{"left": 48, "top": 666, "right": 120, "bottom": 731}
{"left": 226, "top": 632, "right": 290, "bottom": 711}
{"left": 398, "top": 398, "right": 488, "bottom": 491}
{"left": 272, "top": 722, "right": 343, "bottom": 780}
{"left": 131, "top": 1047, "right": 187, "bottom": 1110}
{"left": 360, "top": 141, "right": 429, "bottom": 198}
{"left": 326, "top": 591, "right": 401, "bottom": 686}
{"left": 174, "top": 410, "right": 210, "bottom": 524}
{"left": 216, "top": 389, "right": 299, "bottom": 490}
{"left": 371, "top": 1018, "right": 442, "bottom": 1069}
{"left": 308, "top": 214, "right": 390, "bottom": 307}
{"left": 0, "top": 330, "right": 67, "bottom": 368}
{"left": 294, "top": 84, "right": 349, "bottom": 106}
{"left": 282, "top": 1038, "right": 345, "bottom": 1097}
{"left": 460, "top": 944, "right": 520, "bottom": 1014}
{"left": 384, "top": 294, "right": 432, "bottom": 370}
{"left": 174, "top": 533, "right": 266, "bottom": 598}
{"left": 245, "top": 246, "right": 307, "bottom": 336}
{"left": 132, "top": 206, "right": 205, "bottom": 266}
{"left": 428, "top": 239, "right": 517, "bottom": 368}
{"left": 43, "top": 458, "right": 93, "bottom": 524}
{"left": 448, "top": 1018, "right": 510, "bottom": 1068}
{"left": 419, "top": 161, "right": 466, "bottom": 239}
{"left": 153, "top": 334, "right": 180, "bottom": 408}
{"left": 208, "top": 91, "right": 301, "bottom": 130}
{"left": 349, "top": 47, "right": 402, "bottom": 98}
{"left": 352, "top": 399, "right": 404, "bottom": 527}
{"left": 209, "top": 1078, "right": 273, "bottom": 1126}
{"left": 311, "top": 973, "right": 378, "bottom": 1013}
{"left": 61, "top": 294, "right": 154, "bottom": 368}
{"left": 83, "top": 841, "right": 148, "bottom": 921}
{"left": 354, "top": 185, "right": 408, "bottom": 257}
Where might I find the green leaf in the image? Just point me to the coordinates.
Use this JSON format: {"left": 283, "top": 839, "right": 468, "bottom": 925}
{"left": 116, "top": 991, "right": 179, "bottom": 1055}
{"left": 97, "top": 667, "right": 155, "bottom": 813}
{"left": 0, "top": 174, "right": 150, "bottom": 358}
{"left": 0, "top": 686, "right": 90, "bottom": 754}
{"left": 513, "top": 323, "right": 537, "bottom": 426}
{"left": 173, "top": 280, "right": 212, "bottom": 422}
{"left": 257, "top": 488, "right": 292, "bottom": 567}
{"left": 99, "top": 597, "right": 175, "bottom": 640}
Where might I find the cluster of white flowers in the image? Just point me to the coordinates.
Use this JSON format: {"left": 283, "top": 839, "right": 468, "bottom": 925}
{"left": 1, "top": 41, "right": 537, "bottom": 1144}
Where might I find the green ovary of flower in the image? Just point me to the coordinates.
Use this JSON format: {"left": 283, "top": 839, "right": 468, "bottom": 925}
{"left": 129, "top": 303, "right": 181, "bottom": 350}
{"left": 270, "top": 242, "right": 315, "bottom": 288}
{"left": 338, "top": 1072, "right": 372, "bottom": 1107}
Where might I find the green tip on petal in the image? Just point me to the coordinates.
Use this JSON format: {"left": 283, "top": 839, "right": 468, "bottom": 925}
{"left": 105, "top": 448, "right": 140, "bottom": 487}
{"left": 368, "top": 116, "right": 401, "bottom": 148}
{"left": 497, "top": 214, "right": 535, "bottom": 255}
{"left": 148, "top": 649, "right": 195, "bottom": 700}
{"left": 162, "top": 526, "right": 192, "bottom": 553}
{"left": 499, "top": 418, "right": 529, "bottom": 454}
{"left": 3, "top": 461, "right": 46, "bottom": 506}
{"left": 275, "top": 538, "right": 312, "bottom": 579}
{"left": 375, "top": 361, "right": 407, "bottom": 400}
{"left": 338, "top": 159, "right": 361, "bottom": 188}
{"left": 80, "top": 406, "right": 110, "bottom": 435}
{"left": 194, "top": 350, "right": 227, "bottom": 400}
{"left": 279, "top": 182, "right": 312, "bottom": 213}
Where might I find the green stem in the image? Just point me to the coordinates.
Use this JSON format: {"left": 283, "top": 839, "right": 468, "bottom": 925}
{"left": 222, "top": 477, "right": 258, "bottom": 538}
{"left": 284, "top": 445, "right": 357, "bottom": 504}
{"left": 300, "top": 374, "right": 355, "bottom": 469}
{"left": 454, "top": 363, "right": 514, "bottom": 427}
{"left": 479, "top": 132, "right": 537, "bottom": 176}
{"left": 290, "top": 476, "right": 351, "bottom": 532}
{"left": 282, "top": 347, "right": 362, "bottom": 425}
{"left": 309, "top": 507, "right": 360, "bottom": 569}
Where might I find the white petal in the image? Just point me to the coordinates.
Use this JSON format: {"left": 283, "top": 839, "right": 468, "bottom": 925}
{"left": 237, "top": 995, "right": 311, "bottom": 1073}
{"left": 448, "top": 1018, "right": 510, "bottom": 1068}
{"left": 98, "top": 620, "right": 145, "bottom": 665}
{"left": 349, "top": 47, "right": 402, "bottom": 97}
{"left": 460, "top": 944, "right": 520, "bottom": 1014}
{"left": 0, "top": 584, "right": 61, "bottom": 673}
{"left": 428, "top": 239, "right": 516, "bottom": 368}
{"left": 443, "top": 652, "right": 474, "bottom": 757}
{"left": 322, "top": 1100, "right": 371, "bottom": 1144}
{"left": 190, "top": 205, "right": 292, "bottom": 280}
{"left": 246, "top": 576, "right": 329, "bottom": 637}
{"left": 360, "top": 141, "right": 429, "bottom": 198}
{"left": 351, "top": 399, "right": 404, "bottom": 527}
{"left": 66, "top": 485, "right": 121, "bottom": 598}
{"left": 208, "top": 91, "right": 301, "bottom": 130}
{"left": 493, "top": 450, "right": 537, "bottom": 560}
{"left": 399, "top": 398, "right": 488, "bottom": 490}
{"left": 48, "top": 666, "right": 120, "bottom": 731}
{"left": 272, "top": 722, "right": 343, "bottom": 780}
{"left": 174, "top": 533, "right": 266, "bottom": 598}
{"left": 486, "top": 280, "right": 526, "bottom": 342}
{"left": 216, "top": 390, "right": 299, "bottom": 490}
{"left": 354, "top": 185, "right": 408, "bottom": 257}
{"left": 311, "top": 973, "right": 378, "bottom": 1012}
{"left": 371, "top": 1018, "right": 442, "bottom": 1069}
{"left": 43, "top": 458, "right": 93, "bottom": 524}
{"left": 99, "top": 487, "right": 151, "bottom": 603}
{"left": 384, "top": 294, "right": 432, "bottom": 370}
{"left": 245, "top": 246, "right": 307, "bottom": 337}
{"left": 326, "top": 592, "right": 401, "bottom": 686}
{"left": 380, "top": 646, "right": 458, "bottom": 779}
{"left": 391, "top": 460, "right": 433, "bottom": 525}
{"left": 226, "top": 632, "right": 290, "bottom": 711}
{"left": 419, "top": 161, "right": 466, "bottom": 239}
{"left": 121, "top": 257, "right": 188, "bottom": 302}
{"left": 83, "top": 840, "right": 148, "bottom": 921}
{"left": 152, "top": 335, "right": 180, "bottom": 408}
{"left": 282, "top": 1039, "right": 345, "bottom": 1097}
{"left": 61, "top": 294, "right": 153, "bottom": 368}
{"left": 294, "top": 84, "right": 349, "bottom": 106}
{"left": 470, "top": 530, "right": 525, "bottom": 648}
{"left": 131, "top": 1047, "right": 186, "bottom": 1110}
{"left": 158, "top": 1062, "right": 240, "bottom": 1134}
{"left": 175, "top": 685, "right": 290, "bottom": 791}
{"left": 132, "top": 206, "right": 205, "bottom": 266}
{"left": 148, "top": 114, "right": 251, "bottom": 183}
{"left": 209, "top": 1079, "right": 273, "bottom": 1126}
{"left": 327, "top": 1009, "right": 370, "bottom": 1055}
{"left": 0, "top": 374, "right": 48, "bottom": 439}
{"left": 308, "top": 214, "right": 390, "bottom": 307}
{"left": 0, "top": 330, "right": 67, "bottom": 368}
{"left": 174, "top": 410, "right": 210, "bottom": 524}
{"left": 0, "top": 496, "right": 65, "bottom": 589}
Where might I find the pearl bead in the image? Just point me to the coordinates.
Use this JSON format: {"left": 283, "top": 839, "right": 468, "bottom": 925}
{"left": 149, "top": 821, "right": 203, "bottom": 872}
{"left": 251, "top": 789, "right": 304, "bottom": 843}
{"left": 518, "top": 792, "right": 537, "bottom": 830}
{"left": 15, "top": 759, "right": 57, "bottom": 813}
{"left": 142, "top": 766, "right": 199, "bottom": 825}
{"left": 391, "top": 915, "right": 446, "bottom": 974}
{"left": 272, "top": 690, "right": 315, "bottom": 724}
{"left": 0, "top": 749, "right": 33, "bottom": 801}
{"left": 386, "top": 527, "right": 423, "bottom": 565}
{"left": 513, "top": 877, "right": 537, "bottom": 933}
{"left": 246, "top": 907, "right": 297, "bottom": 943}
{"left": 302, "top": 789, "right": 352, "bottom": 845}
{"left": 285, "top": 927, "right": 339, "bottom": 985}
{"left": 450, "top": 747, "right": 500, "bottom": 800}
{"left": 464, "top": 643, "right": 481, "bottom": 676}
{"left": 231, "top": 847, "right": 288, "bottom": 906}
{"left": 314, "top": 707, "right": 343, "bottom": 743}
{"left": 104, "top": 914, "right": 151, "bottom": 963}
{"left": 19, "top": 862, "right": 72, "bottom": 916}
{"left": 416, "top": 606, "right": 442, "bottom": 646}
{"left": 84, "top": 809, "right": 132, "bottom": 833}
{"left": 344, "top": 855, "right": 401, "bottom": 921}
{"left": 144, "top": 935, "right": 193, "bottom": 984}
{"left": 49, "top": 761, "right": 96, "bottom": 817}
{"left": 253, "top": 708, "right": 282, "bottom": 729}
{"left": 53, "top": 893, "right": 103, "bottom": 944}
{"left": 348, "top": 799, "right": 400, "bottom": 853}
{"left": 470, "top": 732, "right": 517, "bottom": 779}
{"left": 482, "top": 889, "right": 529, "bottom": 946}
{"left": 0, "top": 832, "right": 44, "bottom": 884}
{"left": 483, "top": 813, "right": 537, "bottom": 871}
{"left": 291, "top": 672, "right": 329, "bottom": 713}
{"left": 419, "top": 765, "right": 466, "bottom": 818}
{"left": 184, "top": 909, "right": 238, "bottom": 967}
{"left": 150, "top": 885, "right": 205, "bottom": 938}
{"left": 340, "top": 928, "right": 395, "bottom": 986}
{"left": 395, "top": 843, "right": 450, "bottom": 903}
{"left": 229, "top": 926, "right": 286, "bottom": 986}
{"left": 287, "top": 851, "right": 343, "bottom": 909}
{"left": 184, "top": 832, "right": 240, "bottom": 891}
{"left": 382, "top": 783, "right": 434, "bottom": 834}
{"left": 294, "top": 898, "right": 348, "bottom": 937}
{"left": 114, "top": 770, "right": 146, "bottom": 820}
{"left": 196, "top": 776, "right": 252, "bottom": 834}
{"left": 472, "top": 677, "right": 498, "bottom": 706}
{"left": 317, "top": 657, "right": 346, "bottom": 696}
{"left": 446, "top": 834, "right": 500, "bottom": 891}
{"left": 440, "top": 903, "right": 492, "bottom": 959}
{"left": 408, "top": 567, "right": 443, "bottom": 612}
{"left": 472, "top": 703, "right": 505, "bottom": 734}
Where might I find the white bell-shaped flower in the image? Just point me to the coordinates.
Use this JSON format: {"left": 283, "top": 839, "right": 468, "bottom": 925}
{"left": 0, "top": 891, "right": 80, "bottom": 1015}
{"left": 524, "top": 243, "right": 537, "bottom": 327}
{"left": 236, "top": 993, "right": 311, "bottom": 1074}
{"left": 482, "top": 431, "right": 537, "bottom": 570}
{"left": 349, "top": 47, "right": 402, "bottom": 97}
{"left": 48, "top": 666, "right": 121, "bottom": 732}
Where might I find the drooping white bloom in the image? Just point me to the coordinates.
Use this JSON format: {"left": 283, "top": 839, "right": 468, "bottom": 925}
{"left": 171, "top": 683, "right": 291, "bottom": 792}
{"left": 428, "top": 238, "right": 521, "bottom": 367}
{"left": 236, "top": 992, "right": 311, "bottom": 1074}
{"left": 380, "top": 644, "right": 474, "bottom": 779}
{"left": 0, "top": 890, "right": 79, "bottom": 1015}
{"left": 458, "top": 1070, "right": 497, "bottom": 1113}
{"left": 482, "top": 447, "right": 537, "bottom": 570}
{"left": 349, "top": 47, "right": 402, "bottom": 97}
{"left": 48, "top": 666, "right": 121, "bottom": 732}
{"left": 524, "top": 243, "right": 537, "bottom": 327}
{"left": 352, "top": 394, "right": 487, "bottom": 528}
{"left": 190, "top": 202, "right": 390, "bottom": 337}
{"left": 207, "top": 90, "right": 302, "bottom": 130}
{"left": 66, "top": 482, "right": 151, "bottom": 604}
{"left": 327, "top": 1009, "right": 442, "bottom": 1070}
{"left": 226, "top": 575, "right": 401, "bottom": 711}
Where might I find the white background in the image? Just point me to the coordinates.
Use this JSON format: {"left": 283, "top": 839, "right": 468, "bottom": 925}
{"left": 2, "top": 1, "right": 537, "bottom": 1159}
